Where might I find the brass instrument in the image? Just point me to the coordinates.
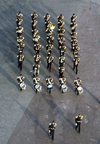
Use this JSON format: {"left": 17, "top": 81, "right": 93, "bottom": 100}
{"left": 33, "top": 36, "right": 40, "bottom": 41}
{"left": 70, "top": 24, "right": 77, "bottom": 31}
{"left": 31, "top": 14, "right": 38, "bottom": 19}
{"left": 31, "top": 20, "right": 38, "bottom": 26}
{"left": 16, "top": 27, "right": 24, "bottom": 33}
{"left": 58, "top": 22, "right": 65, "bottom": 27}
{"left": 17, "top": 37, "right": 24, "bottom": 42}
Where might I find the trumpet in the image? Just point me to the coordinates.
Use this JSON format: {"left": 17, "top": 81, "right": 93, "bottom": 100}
{"left": 31, "top": 20, "right": 38, "bottom": 26}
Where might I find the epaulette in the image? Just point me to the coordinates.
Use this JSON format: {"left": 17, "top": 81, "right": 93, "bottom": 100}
{"left": 75, "top": 116, "right": 78, "bottom": 119}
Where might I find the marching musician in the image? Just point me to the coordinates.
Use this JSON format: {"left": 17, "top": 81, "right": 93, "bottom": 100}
{"left": 32, "top": 63, "right": 40, "bottom": 78}
{"left": 46, "top": 76, "right": 53, "bottom": 86}
{"left": 16, "top": 17, "right": 23, "bottom": 27}
{"left": 31, "top": 18, "right": 38, "bottom": 30}
{"left": 46, "top": 43, "right": 53, "bottom": 56}
{"left": 59, "top": 75, "right": 66, "bottom": 89}
{"left": 33, "top": 75, "right": 40, "bottom": 88}
{"left": 17, "top": 34, "right": 24, "bottom": 44}
{"left": 70, "top": 32, "right": 77, "bottom": 40}
{"left": 47, "top": 54, "right": 54, "bottom": 71}
{"left": 16, "top": 25, "right": 24, "bottom": 37}
{"left": 33, "top": 34, "right": 40, "bottom": 44}
{"left": 71, "top": 13, "right": 77, "bottom": 22}
{"left": 44, "top": 13, "right": 50, "bottom": 22}
{"left": 16, "top": 11, "right": 23, "bottom": 19}
{"left": 57, "top": 14, "right": 64, "bottom": 22}
{"left": 17, "top": 42, "right": 25, "bottom": 49}
{"left": 17, "top": 74, "right": 25, "bottom": 86}
{"left": 31, "top": 12, "right": 38, "bottom": 20}
{"left": 32, "top": 27, "right": 38, "bottom": 37}
{"left": 57, "top": 27, "right": 65, "bottom": 36}
{"left": 34, "top": 43, "right": 41, "bottom": 54}
{"left": 71, "top": 38, "right": 78, "bottom": 48}
{"left": 58, "top": 36, "right": 65, "bottom": 47}
{"left": 47, "top": 35, "right": 54, "bottom": 44}
{"left": 58, "top": 20, "right": 65, "bottom": 29}
{"left": 74, "top": 77, "right": 82, "bottom": 88}
{"left": 17, "top": 53, "right": 24, "bottom": 71}
{"left": 73, "top": 56, "right": 80, "bottom": 73}
{"left": 59, "top": 55, "right": 65, "bottom": 67}
{"left": 34, "top": 53, "right": 41, "bottom": 64}
{"left": 45, "top": 19, "right": 51, "bottom": 29}
{"left": 75, "top": 114, "right": 83, "bottom": 129}
{"left": 59, "top": 44, "right": 66, "bottom": 56}
{"left": 59, "top": 66, "right": 65, "bottom": 78}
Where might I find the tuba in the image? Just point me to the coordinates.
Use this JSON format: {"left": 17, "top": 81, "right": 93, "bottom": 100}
{"left": 70, "top": 24, "right": 77, "bottom": 31}
{"left": 49, "top": 23, "right": 55, "bottom": 30}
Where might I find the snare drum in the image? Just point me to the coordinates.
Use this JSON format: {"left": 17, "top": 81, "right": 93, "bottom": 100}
{"left": 48, "top": 84, "right": 53, "bottom": 89}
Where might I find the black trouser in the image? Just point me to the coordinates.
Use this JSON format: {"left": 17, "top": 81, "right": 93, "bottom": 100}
{"left": 18, "top": 61, "right": 23, "bottom": 71}
{"left": 47, "top": 62, "right": 52, "bottom": 71}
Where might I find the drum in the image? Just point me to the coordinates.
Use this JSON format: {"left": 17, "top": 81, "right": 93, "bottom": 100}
{"left": 48, "top": 84, "right": 53, "bottom": 89}
{"left": 61, "top": 84, "right": 68, "bottom": 92}
{"left": 35, "top": 84, "right": 42, "bottom": 92}
{"left": 20, "top": 82, "right": 26, "bottom": 90}
{"left": 77, "top": 86, "right": 83, "bottom": 94}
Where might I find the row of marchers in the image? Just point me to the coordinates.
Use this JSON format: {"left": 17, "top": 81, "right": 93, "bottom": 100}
{"left": 16, "top": 12, "right": 25, "bottom": 71}
{"left": 70, "top": 13, "right": 80, "bottom": 74}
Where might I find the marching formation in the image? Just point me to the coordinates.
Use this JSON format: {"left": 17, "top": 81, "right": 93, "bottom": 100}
{"left": 15, "top": 12, "right": 84, "bottom": 140}
{"left": 31, "top": 12, "right": 42, "bottom": 93}
{"left": 57, "top": 14, "right": 68, "bottom": 93}
{"left": 16, "top": 12, "right": 26, "bottom": 91}
{"left": 70, "top": 14, "right": 83, "bottom": 95}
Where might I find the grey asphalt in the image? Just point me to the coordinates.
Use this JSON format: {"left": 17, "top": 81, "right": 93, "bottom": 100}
{"left": 0, "top": 0, "right": 100, "bottom": 144}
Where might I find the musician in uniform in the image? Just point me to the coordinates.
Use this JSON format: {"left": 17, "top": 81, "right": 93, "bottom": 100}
{"left": 32, "top": 27, "right": 38, "bottom": 37}
{"left": 33, "top": 34, "right": 40, "bottom": 44}
{"left": 17, "top": 53, "right": 24, "bottom": 71}
{"left": 70, "top": 32, "right": 77, "bottom": 40}
{"left": 46, "top": 76, "right": 53, "bottom": 86}
{"left": 44, "top": 13, "right": 50, "bottom": 22}
{"left": 47, "top": 35, "right": 54, "bottom": 44}
{"left": 17, "top": 74, "right": 25, "bottom": 87}
{"left": 16, "top": 11, "right": 23, "bottom": 19}
{"left": 47, "top": 54, "right": 54, "bottom": 71}
{"left": 48, "top": 120, "right": 57, "bottom": 137}
{"left": 59, "top": 55, "right": 65, "bottom": 67}
{"left": 58, "top": 36, "right": 65, "bottom": 47}
{"left": 71, "top": 13, "right": 77, "bottom": 22}
{"left": 46, "top": 43, "right": 53, "bottom": 56}
{"left": 45, "top": 19, "right": 51, "bottom": 29}
{"left": 75, "top": 114, "right": 83, "bottom": 130}
{"left": 71, "top": 38, "right": 78, "bottom": 49}
{"left": 16, "top": 25, "right": 24, "bottom": 37}
{"left": 33, "top": 75, "right": 40, "bottom": 88}
{"left": 32, "top": 63, "right": 40, "bottom": 78}
{"left": 57, "top": 14, "right": 64, "bottom": 22}
{"left": 34, "top": 53, "right": 41, "bottom": 64}
{"left": 17, "top": 34, "right": 24, "bottom": 44}
{"left": 73, "top": 56, "right": 80, "bottom": 74}
{"left": 57, "top": 27, "right": 65, "bottom": 37}
{"left": 59, "top": 44, "right": 66, "bottom": 56}
{"left": 59, "top": 75, "right": 66, "bottom": 89}
{"left": 74, "top": 77, "right": 82, "bottom": 92}
{"left": 34, "top": 43, "right": 41, "bottom": 54}
{"left": 16, "top": 17, "right": 23, "bottom": 27}
{"left": 31, "top": 18, "right": 38, "bottom": 30}
{"left": 59, "top": 66, "right": 65, "bottom": 78}
{"left": 58, "top": 20, "right": 65, "bottom": 29}
{"left": 17, "top": 42, "right": 25, "bottom": 49}
{"left": 31, "top": 12, "right": 38, "bottom": 20}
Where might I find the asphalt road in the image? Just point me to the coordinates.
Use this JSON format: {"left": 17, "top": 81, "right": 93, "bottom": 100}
{"left": 0, "top": 0, "right": 100, "bottom": 144}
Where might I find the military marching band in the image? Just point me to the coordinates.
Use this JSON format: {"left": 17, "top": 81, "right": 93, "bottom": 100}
{"left": 15, "top": 12, "right": 83, "bottom": 137}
